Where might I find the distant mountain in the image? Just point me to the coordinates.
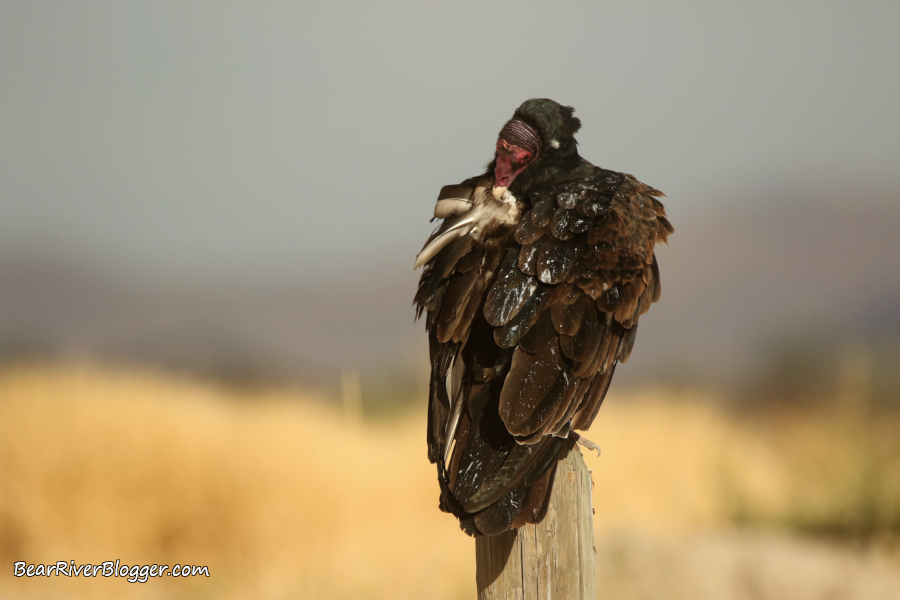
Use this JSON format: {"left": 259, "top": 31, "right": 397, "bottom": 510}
{"left": 637, "top": 196, "right": 900, "bottom": 383}
{"left": 0, "top": 256, "right": 425, "bottom": 384}
{"left": 2, "top": 186, "right": 899, "bottom": 388}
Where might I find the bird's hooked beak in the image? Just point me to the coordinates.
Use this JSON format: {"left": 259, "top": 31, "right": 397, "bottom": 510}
{"left": 492, "top": 151, "right": 517, "bottom": 199}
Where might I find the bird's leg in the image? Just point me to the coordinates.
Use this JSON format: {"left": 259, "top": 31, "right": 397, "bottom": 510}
{"left": 570, "top": 432, "right": 601, "bottom": 456}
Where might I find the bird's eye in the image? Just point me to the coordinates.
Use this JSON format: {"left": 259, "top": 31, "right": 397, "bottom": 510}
{"left": 514, "top": 149, "right": 533, "bottom": 163}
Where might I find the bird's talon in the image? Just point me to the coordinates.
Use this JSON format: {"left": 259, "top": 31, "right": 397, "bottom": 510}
{"left": 571, "top": 432, "right": 601, "bottom": 456}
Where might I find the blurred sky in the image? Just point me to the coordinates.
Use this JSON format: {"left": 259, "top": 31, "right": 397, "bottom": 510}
{"left": 3, "top": 0, "right": 898, "bottom": 286}
{"left": 2, "top": 1, "right": 899, "bottom": 385}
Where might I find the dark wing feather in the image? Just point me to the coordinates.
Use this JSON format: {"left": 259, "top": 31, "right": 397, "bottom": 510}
{"left": 483, "top": 248, "right": 539, "bottom": 327}
{"left": 493, "top": 284, "right": 551, "bottom": 348}
{"left": 499, "top": 338, "right": 567, "bottom": 436}
{"left": 415, "top": 167, "right": 670, "bottom": 536}
{"left": 536, "top": 239, "right": 577, "bottom": 284}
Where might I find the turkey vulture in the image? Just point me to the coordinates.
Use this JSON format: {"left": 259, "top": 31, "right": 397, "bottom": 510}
{"left": 414, "top": 99, "right": 672, "bottom": 536}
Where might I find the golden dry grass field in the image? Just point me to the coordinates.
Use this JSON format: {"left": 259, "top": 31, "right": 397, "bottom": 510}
{"left": 1, "top": 363, "right": 899, "bottom": 600}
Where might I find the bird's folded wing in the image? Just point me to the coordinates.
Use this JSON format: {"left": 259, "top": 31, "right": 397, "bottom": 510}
{"left": 414, "top": 170, "right": 672, "bottom": 531}
{"left": 484, "top": 170, "right": 672, "bottom": 442}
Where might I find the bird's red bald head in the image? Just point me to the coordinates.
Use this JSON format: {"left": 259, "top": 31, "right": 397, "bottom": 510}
{"left": 493, "top": 119, "right": 541, "bottom": 199}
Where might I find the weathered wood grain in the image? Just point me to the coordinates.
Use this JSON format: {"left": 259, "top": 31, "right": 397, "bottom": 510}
{"left": 476, "top": 443, "right": 596, "bottom": 599}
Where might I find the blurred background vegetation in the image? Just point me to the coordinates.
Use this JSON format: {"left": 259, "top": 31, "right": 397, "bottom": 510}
{"left": 2, "top": 1, "right": 899, "bottom": 599}
{"left": 1, "top": 364, "right": 898, "bottom": 600}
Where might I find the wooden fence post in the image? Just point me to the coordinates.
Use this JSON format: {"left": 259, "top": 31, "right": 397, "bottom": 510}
{"left": 475, "top": 443, "right": 596, "bottom": 599}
